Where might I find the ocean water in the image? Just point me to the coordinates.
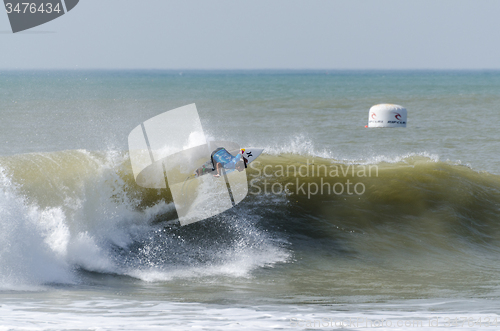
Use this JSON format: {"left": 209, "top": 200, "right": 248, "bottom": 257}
{"left": 1, "top": 70, "right": 500, "bottom": 330}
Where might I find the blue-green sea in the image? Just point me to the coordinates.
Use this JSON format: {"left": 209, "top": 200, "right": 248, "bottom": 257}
{"left": 2, "top": 70, "right": 500, "bottom": 330}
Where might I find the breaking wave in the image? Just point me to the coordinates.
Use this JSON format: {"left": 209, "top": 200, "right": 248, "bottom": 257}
{"left": 2, "top": 147, "right": 500, "bottom": 289}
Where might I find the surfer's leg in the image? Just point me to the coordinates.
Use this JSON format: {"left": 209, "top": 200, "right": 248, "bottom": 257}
{"left": 214, "top": 163, "right": 221, "bottom": 177}
{"left": 211, "top": 149, "right": 218, "bottom": 170}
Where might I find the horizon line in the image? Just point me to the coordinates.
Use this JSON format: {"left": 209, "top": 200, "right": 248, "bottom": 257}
{"left": 1, "top": 68, "right": 500, "bottom": 72}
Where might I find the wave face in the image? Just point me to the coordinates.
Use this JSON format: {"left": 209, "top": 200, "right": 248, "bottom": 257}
{"left": 2, "top": 149, "right": 500, "bottom": 291}
{"left": 249, "top": 154, "right": 500, "bottom": 254}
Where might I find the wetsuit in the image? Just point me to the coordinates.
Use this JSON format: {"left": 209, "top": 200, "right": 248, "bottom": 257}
{"left": 211, "top": 148, "right": 243, "bottom": 171}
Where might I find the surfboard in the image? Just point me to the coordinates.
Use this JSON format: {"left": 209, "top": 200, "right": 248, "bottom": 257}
{"left": 193, "top": 148, "right": 264, "bottom": 178}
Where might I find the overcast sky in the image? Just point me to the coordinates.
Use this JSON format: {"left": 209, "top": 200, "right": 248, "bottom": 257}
{"left": 1, "top": 0, "right": 500, "bottom": 69}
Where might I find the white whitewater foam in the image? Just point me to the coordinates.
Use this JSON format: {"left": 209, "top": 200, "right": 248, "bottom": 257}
{"left": 1, "top": 298, "right": 499, "bottom": 331}
{"left": 0, "top": 169, "right": 75, "bottom": 289}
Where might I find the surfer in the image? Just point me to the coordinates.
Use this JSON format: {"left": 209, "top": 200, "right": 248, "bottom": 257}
{"left": 208, "top": 147, "right": 247, "bottom": 177}
{"left": 183, "top": 146, "right": 261, "bottom": 196}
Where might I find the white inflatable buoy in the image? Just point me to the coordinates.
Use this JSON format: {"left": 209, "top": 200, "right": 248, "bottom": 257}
{"left": 367, "top": 104, "right": 407, "bottom": 128}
